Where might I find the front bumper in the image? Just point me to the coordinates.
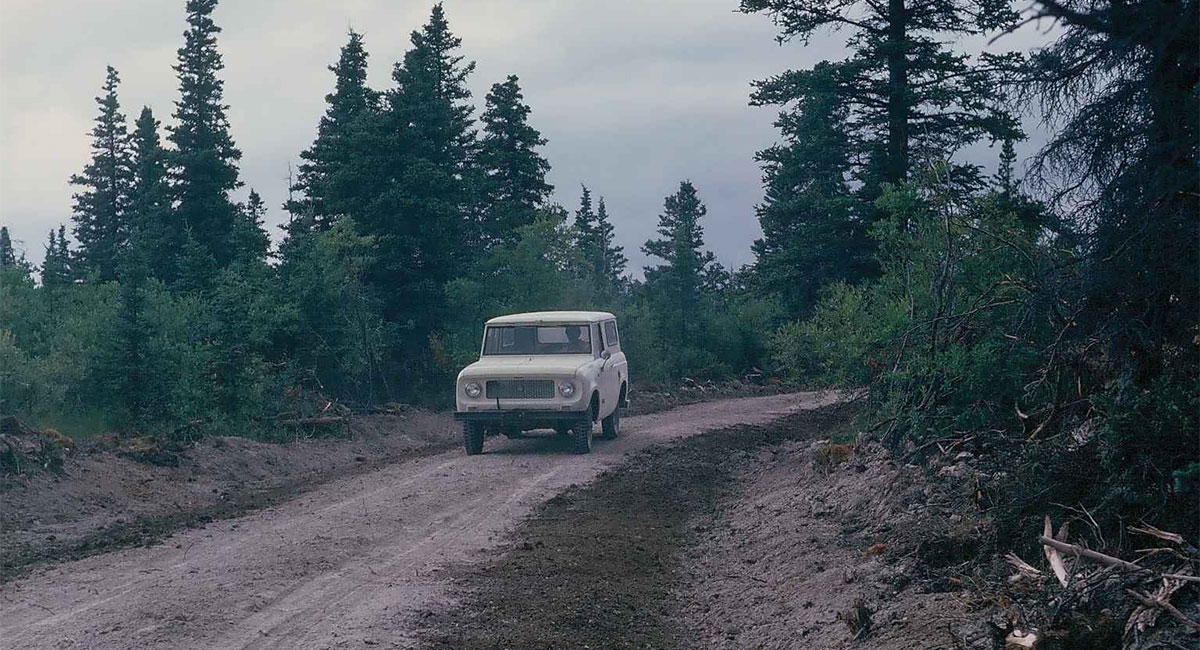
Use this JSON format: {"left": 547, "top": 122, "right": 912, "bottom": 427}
{"left": 453, "top": 409, "right": 587, "bottom": 424}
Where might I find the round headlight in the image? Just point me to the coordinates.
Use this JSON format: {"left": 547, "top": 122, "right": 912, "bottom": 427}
{"left": 558, "top": 381, "right": 575, "bottom": 397}
{"left": 464, "top": 381, "right": 482, "bottom": 398}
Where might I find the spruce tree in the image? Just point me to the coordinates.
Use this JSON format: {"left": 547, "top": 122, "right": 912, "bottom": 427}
{"left": 751, "top": 64, "right": 872, "bottom": 317}
{"left": 741, "top": 0, "right": 1020, "bottom": 188}
{"left": 41, "top": 226, "right": 73, "bottom": 286}
{"left": 232, "top": 189, "right": 271, "bottom": 264}
{"left": 129, "top": 106, "right": 179, "bottom": 282}
{"left": 994, "top": 138, "right": 1017, "bottom": 197}
{"left": 1015, "top": 0, "right": 1198, "bottom": 536}
{"left": 108, "top": 245, "right": 153, "bottom": 430}
{"left": 366, "top": 2, "right": 478, "bottom": 373}
{"left": 478, "top": 75, "right": 552, "bottom": 249}
{"left": 70, "top": 66, "right": 134, "bottom": 281}
{"left": 176, "top": 228, "right": 217, "bottom": 295}
{"left": 288, "top": 30, "right": 377, "bottom": 231}
{"left": 168, "top": 0, "right": 242, "bottom": 270}
{"left": 0, "top": 227, "right": 14, "bottom": 268}
{"left": 986, "top": 138, "right": 1052, "bottom": 235}
{"left": 643, "top": 181, "right": 718, "bottom": 377}
{"left": 573, "top": 185, "right": 597, "bottom": 254}
{"left": 592, "top": 198, "right": 627, "bottom": 299}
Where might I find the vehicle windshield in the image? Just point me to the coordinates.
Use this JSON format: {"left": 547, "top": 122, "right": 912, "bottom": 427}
{"left": 482, "top": 324, "right": 594, "bottom": 356}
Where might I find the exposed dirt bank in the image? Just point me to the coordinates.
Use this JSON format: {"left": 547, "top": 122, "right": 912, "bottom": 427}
{"left": 417, "top": 403, "right": 860, "bottom": 649}
{"left": 674, "top": 413, "right": 985, "bottom": 649}
{"left": 0, "top": 411, "right": 459, "bottom": 582}
{"left": 0, "top": 384, "right": 778, "bottom": 583}
{"left": 417, "top": 402, "right": 1198, "bottom": 650}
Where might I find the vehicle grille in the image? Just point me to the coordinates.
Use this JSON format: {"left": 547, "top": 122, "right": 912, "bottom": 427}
{"left": 485, "top": 379, "right": 555, "bottom": 399}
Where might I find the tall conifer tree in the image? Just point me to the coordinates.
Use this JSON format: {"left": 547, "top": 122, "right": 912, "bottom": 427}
{"left": 643, "top": 181, "right": 718, "bottom": 377}
{"left": 41, "top": 226, "right": 73, "bottom": 286}
{"left": 107, "top": 243, "right": 153, "bottom": 429}
{"left": 751, "top": 64, "right": 871, "bottom": 316}
{"left": 288, "top": 30, "right": 377, "bottom": 231}
{"left": 70, "top": 66, "right": 134, "bottom": 281}
{"left": 0, "top": 227, "right": 15, "bottom": 268}
{"left": 573, "top": 185, "right": 597, "bottom": 253}
{"left": 592, "top": 198, "right": 627, "bottom": 299}
{"left": 232, "top": 189, "right": 270, "bottom": 265}
{"left": 367, "top": 2, "right": 478, "bottom": 373}
{"left": 741, "top": 0, "right": 1019, "bottom": 188}
{"left": 994, "top": 138, "right": 1017, "bottom": 197}
{"left": 478, "top": 75, "right": 552, "bottom": 248}
{"left": 169, "top": 0, "right": 242, "bottom": 270}
{"left": 129, "top": 106, "right": 179, "bottom": 282}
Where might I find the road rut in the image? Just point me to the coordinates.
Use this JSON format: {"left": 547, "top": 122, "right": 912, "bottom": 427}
{"left": 0, "top": 391, "right": 840, "bottom": 649}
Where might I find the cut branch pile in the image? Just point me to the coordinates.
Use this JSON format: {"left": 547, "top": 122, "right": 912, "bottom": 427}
{"left": 0, "top": 415, "right": 72, "bottom": 475}
{"left": 1003, "top": 515, "right": 1200, "bottom": 648}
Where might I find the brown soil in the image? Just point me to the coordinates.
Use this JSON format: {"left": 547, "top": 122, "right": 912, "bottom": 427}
{"left": 415, "top": 412, "right": 831, "bottom": 650}
{"left": 415, "top": 400, "right": 1015, "bottom": 650}
{"left": 0, "top": 387, "right": 757, "bottom": 583}
{"left": 674, "top": 418, "right": 993, "bottom": 649}
{"left": 0, "top": 392, "right": 839, "bottom": 650}
{"left": 0, "top": 411, "right": 459, "bottom": 582}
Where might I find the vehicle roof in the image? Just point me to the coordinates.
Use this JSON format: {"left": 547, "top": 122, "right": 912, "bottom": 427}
{"left": 485, "top": 311, "right": 616, "bottom": 325}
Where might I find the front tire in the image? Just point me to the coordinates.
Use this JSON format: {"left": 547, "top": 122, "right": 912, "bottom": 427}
{"left": 571, "top": 416, "right": 593, "bottom": 454}
{"left": 600, "top": 406, "right": 621, "bottom": 440}
{"left": 463, "top": 421, "right": 484, "bottom": 455}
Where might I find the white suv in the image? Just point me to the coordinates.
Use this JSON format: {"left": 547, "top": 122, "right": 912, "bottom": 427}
{"left": 454, "top": 311, "right": 629, "bottom": 454}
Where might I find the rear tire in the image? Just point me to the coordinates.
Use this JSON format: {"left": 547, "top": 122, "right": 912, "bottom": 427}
{"left": 571, "top": 416, "right": 593, "bottom": 454}
{"left": 600, "top": 406, "right": 621, "bottom": 440}
{"left": 463, "top": 421, "right": 484, "bottom": 455}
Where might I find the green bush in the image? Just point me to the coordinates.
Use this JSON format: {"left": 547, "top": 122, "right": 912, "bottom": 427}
{"left": 774, "top": 179, "right": 1198, "bottom": 538}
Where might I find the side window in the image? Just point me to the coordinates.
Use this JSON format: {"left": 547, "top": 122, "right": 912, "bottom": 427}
{"left": 603, "top": 321, "right": 620, "bottom": 350}
{"left": 591, "top": 323, "right": 603, "bottom": 356}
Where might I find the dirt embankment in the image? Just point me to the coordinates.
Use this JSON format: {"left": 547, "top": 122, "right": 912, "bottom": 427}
{"left": 1, "top": 392, "right": 836, "bottom": 650}
{"left": 0, "top": 410, "right": 459, "bottom": 582}
{"left": 0, "top": 383, "right": 786, "bottom": 582}
{"left": 417, "top": 402, "right": 1197, "bottom": 650}
{"left": 416, "top": 404, "right": 868, "bottom": 649}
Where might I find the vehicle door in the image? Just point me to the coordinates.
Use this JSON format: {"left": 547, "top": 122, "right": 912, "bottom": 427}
{"left": 599, "top": 319, "right": 625, "bottom": 415}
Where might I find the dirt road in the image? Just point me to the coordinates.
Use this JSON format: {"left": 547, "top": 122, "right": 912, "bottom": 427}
{"left": 0, "top": 391, "right": 840, "bottom": 650}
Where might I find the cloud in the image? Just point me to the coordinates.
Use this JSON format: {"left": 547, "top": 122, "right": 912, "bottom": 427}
{"left": 0, "top": 0, "right": 1049, "bottom": 272}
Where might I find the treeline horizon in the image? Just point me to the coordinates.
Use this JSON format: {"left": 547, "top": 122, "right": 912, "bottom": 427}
{"left": 2, "top": 0, "right": 1196, "bottom": 541}
{"left": 1, "top": 0, "right": 771, "bottom": 433}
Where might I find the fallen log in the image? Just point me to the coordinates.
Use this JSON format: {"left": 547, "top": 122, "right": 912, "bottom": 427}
{"left": 1037, "top": 535, "right": 1151, "bottom": 575}
{"left": 1041, "top": 517, "right": 1070, "bottom": 586}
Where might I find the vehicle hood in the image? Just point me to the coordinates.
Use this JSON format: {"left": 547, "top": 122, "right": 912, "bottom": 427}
{"left": 458, "top": 355, "right": 593, "bottom": 379}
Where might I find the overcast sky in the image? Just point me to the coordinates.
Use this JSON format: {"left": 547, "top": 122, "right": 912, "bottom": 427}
{"left": 0, "top": 0, "right": 1049, "bottom": 272}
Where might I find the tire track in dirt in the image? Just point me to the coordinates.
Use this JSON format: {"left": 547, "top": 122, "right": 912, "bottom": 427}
{"left": 0, "top": 391, "right": 841, "bottom": 650}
